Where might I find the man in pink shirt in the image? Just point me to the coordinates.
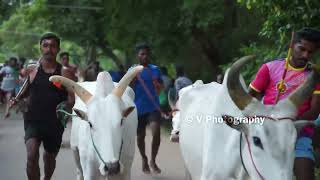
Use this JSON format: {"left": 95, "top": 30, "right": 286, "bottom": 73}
{"left": 249, "top": 28, "right": 320, "bottom": 180}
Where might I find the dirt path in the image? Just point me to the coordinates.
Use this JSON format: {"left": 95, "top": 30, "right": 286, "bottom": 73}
{"left": 0, "top": 109, "right": 186, "bottom": 180}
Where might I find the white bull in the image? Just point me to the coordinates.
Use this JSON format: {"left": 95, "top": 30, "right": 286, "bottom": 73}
{"left": 50, "top": 66, "right": 144, "bottom": 180}
{"left": 176, "top": 56, "right": 319, "bottom": 180}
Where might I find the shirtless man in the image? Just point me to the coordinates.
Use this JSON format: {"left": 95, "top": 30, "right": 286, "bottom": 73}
{"left": 59, "top": 52, "right": 77, "bottom": 81}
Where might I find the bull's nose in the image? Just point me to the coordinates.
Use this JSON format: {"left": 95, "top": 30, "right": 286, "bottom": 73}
{"left": 107, "top": 161, "right": 120, "bottom": 175}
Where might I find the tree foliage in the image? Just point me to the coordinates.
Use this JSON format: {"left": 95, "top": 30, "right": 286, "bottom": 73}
{"left": 238, "top": 0, "right": 320, "bottom": 46}
{"left": 234, "top": 0, "right": 320, "bottom": 82}
{"left": 0, "top": 0, "right": 263, "bottom": 82}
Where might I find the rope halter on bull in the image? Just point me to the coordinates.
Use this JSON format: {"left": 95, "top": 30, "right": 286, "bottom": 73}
{"left": 49, "top": 66, "right": 144, "bottom": 174}
{"left": 56, "top": 109, "right": 123, "bottom": 172}
{"left": 226, "top": 50, "right": 320, "bottom": 180}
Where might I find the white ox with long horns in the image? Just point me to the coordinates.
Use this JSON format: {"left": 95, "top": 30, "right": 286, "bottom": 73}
{"left": 50, "top": 66, "right": 144, "bottom": 180}
{"left": 176, "top": 56, "right": 319, "bottom": 180}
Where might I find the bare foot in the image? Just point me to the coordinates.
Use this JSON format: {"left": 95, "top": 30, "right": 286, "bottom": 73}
{"left": 4, "top": 112, "right": 10, "bottom": 119}
{"left": 150, "top": 161, "right": 161, "bottom": 174}
{"left": 142, "top": 157, "right": 150, "bottom": 174}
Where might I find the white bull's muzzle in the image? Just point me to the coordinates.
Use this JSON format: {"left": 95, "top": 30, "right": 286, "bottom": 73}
{"left": 99, "top": 161, "right": 123, "bottom": 176}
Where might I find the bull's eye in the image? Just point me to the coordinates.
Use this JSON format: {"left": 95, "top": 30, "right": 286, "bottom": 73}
{"left": 253, "top": 136, "right": 264, "bottom": 150}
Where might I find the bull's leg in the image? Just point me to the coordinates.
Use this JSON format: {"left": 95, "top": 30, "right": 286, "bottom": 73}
{"left": 83, "top": 168, "right": 100, "bottom": 180}
{"left": 116, "top": 168, "right": 131, "bottom": 180}
{"left": 185, "top": 168, "right": 192, "bottom": 180}
{"left": 170, "top": 111, "right": 181, "bottom": 143}
{"left": 72, "top": 148, "right": 84, "bottom": 180}
{"left": 238, "top": 167, "right": 249, "bottom": 180}
{"left": 108, "top": 174, "right": 126, "bottom": 180}
{"left": 124, "top": 170, "right": 131, "bottom": 180}
{"left": 81, "top": 157, "right": 101, "bottom": 180}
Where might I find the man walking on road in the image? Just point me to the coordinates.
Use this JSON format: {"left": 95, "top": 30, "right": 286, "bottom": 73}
{"left": 11, "top": 32, "right": 75, "bottom": 180}
{"left": 130, "top": 43, "right": 163, "bottom": 174}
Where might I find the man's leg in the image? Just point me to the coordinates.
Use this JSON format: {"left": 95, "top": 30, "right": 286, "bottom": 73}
{"left": 43, "top": 151, "right": 58, "bottom": 180}
{"left": 42, "top": 124, "right": 64, "bottom": 180}
{"left": 26, "top": 138, "right": 41, "bottom": 180}
{"left": 136, "top": 114, "right": 150, "bottom": 173}
{"left": 294, "top": 158, "right": 315, "bottom": 180}
{"left": 4, "top": 91, "right": 12, "bottom": 118}
{"left": 149, "top": 111, "right": 161, "bottom": 174}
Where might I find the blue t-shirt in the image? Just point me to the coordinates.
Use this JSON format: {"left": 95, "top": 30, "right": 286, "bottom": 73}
{"left": 109, "top": 70, "right": 124, "bottom": 82}
{"left": 131, "top": 64, "right": 162, "bottom": 115}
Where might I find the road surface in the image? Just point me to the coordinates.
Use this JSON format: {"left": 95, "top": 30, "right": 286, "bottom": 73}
{"left": 0, "top": 108, "right": 186, "bottom": 180}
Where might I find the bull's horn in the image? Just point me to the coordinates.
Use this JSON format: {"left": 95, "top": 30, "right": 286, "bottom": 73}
{"left": 49, "top": 76, "right": 93, "bottom": 104}
{"left": 112, "top": 65, "right": 144, "bottom": 97}
{"left": 287, "top": 70, "right": 320, "bottom": 107}
{"left": 227, "top": 55, "right": 256, "bottom": 110}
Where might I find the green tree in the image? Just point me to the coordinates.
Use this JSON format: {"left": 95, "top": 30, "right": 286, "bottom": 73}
{"left": 0, "top": 0, "right": 263, "bottom": 82}
{"left": 233, "top": 0, "right": 320, "bottom": 82}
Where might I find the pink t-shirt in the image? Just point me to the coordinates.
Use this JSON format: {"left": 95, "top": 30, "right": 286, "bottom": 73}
{"left": 250, "top": 59, "right": 320, "bottom": 117}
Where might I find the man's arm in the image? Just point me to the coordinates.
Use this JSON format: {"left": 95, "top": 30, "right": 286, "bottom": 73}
{"left": 155, "top": 67, "right": 164, "bottom": 91}
{"left": 248, "top": 87, "right": 264, "bottom": 101}
{"left": 248, "top": 63, "right": 270, "bottom": 101}
{"left": 9, "top": 64, "right": 38, "bottom": 108}
{"left": 298, "top": 94, "right": 320, "bottom": 120}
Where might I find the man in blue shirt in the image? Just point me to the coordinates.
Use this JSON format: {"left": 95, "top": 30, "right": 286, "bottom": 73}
{"left": 130, "top": 43, "right": 163, "bottom": 174}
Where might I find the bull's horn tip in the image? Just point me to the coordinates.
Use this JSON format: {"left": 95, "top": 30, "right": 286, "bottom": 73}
{"left": 133, "top": 65, "right": 144, "bottom": 72}
{"left": 49, "top": 76, "right": 57, "bottom": 81}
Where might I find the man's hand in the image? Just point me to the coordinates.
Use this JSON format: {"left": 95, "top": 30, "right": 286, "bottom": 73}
{"left": 314, "top": 148, "right": 320, "bottom": 168}
{"left": 56, "top": 101, "right": 72, "bottom": 128}
{"left": 8, "top": 98, "right": 18, "bottom": 109}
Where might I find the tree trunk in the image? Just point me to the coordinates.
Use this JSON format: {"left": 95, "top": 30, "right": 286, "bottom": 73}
{"left": 98, "top": 41, "right": 123, "bottom": 69}
{"left": 86, "top": 45, "right": 97, "bottom": 65}
{"left": 191, "top": 0, "right": 238, "bottom": 79}
{"left": 191, "top": 27, "right": 222, "bottom": 77}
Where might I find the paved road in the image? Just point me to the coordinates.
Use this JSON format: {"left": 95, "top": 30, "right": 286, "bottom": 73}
{"left": 0, "top": 109, "right": 186, "bottom": 180}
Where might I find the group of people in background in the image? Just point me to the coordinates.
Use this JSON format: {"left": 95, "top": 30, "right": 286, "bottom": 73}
{"left": 0, "top": 33, "right": 194, "bottom": 179}
{"left": 0, "top": 57, "right": 25, "bottom": 118}
{"left": 5, "top": 28, "right": 320, "bottom": 180}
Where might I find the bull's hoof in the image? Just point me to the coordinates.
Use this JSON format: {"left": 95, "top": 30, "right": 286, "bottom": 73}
{"left": 170, "top": 134, "right": 179, "bottom": 143}
{"left": 3, "top": 112, "right": 10, "bottom": 119}
{"left": 60, "top": 141, "right": 70, "bottom": 148}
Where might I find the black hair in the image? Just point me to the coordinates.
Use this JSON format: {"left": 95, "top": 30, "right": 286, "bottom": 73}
{"left": 293, "top": 28, "right": 320, "bottom": 47}
{"left": 175, "top": 65, "right": 184, "bottom": 77}
{"left": 160, "top": 66, "right": 168, "bottom": 75}
{"left": 19, "top": 57, "right": 26, "bottom": 63}
{"left": 9, "top": 57, "right": 18, "bottom": 62}
{"left": 59, "top": 52, "right": 69, "bottom": 58}
{"left": 135, "top": 42, "right": 151, "bottom": 54}
{"left": 39, "top": 32, "right": 60, "bottom": 47}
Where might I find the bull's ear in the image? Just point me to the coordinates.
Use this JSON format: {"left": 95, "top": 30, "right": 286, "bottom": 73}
{"left": 73, "top": 108, "right": 88, "bottom": 121}
{"left": 294, "top": 120, "right": 315, "bottom": 134}
{"left": 223, "top": 115, "right": 248, "bottom": 134}
{"left": 122, "top": 106, "right": 135, "bottom": 118}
